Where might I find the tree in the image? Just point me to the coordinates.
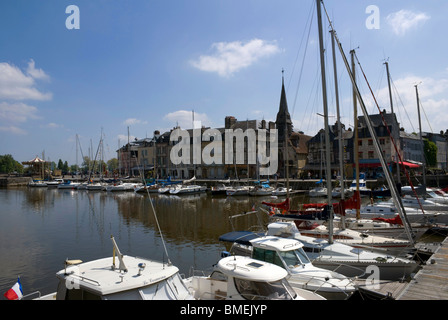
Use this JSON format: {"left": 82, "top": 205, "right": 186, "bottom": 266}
{"left": 0, "top": 154, "right": 23, "bottom": 174}
{"left": 424, "top": 138, "right": 437, "bottom": 167}
{"left": 57, "top": 159, "right": 64, "bottom": 170}
{"left": 107, "top": 158, "right": 118, "bottom": 172}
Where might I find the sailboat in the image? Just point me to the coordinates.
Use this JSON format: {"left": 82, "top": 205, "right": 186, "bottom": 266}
{"left": 265, "top": 0, "right": 419, "bottom": 259}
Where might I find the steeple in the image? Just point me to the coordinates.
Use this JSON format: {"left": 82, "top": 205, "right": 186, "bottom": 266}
{"left": 276, "top": 70, "right": 293, "bottom": 143}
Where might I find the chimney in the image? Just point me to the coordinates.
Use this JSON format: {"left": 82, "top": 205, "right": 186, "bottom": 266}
{"left": 225, "top": 116, "right": 237, "bottom": 129}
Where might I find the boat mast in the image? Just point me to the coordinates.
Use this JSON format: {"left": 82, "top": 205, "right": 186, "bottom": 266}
{"left": 351, "top": 49, "right": 360, "bottom": 220}
{"left": 320, "top": 4, "right": 415, "bottom": 244}
{"left": 283, "top": 70, "right": 291, "bottom": 199}
{"left": 331, "top": 29, "right": 345, "bottom": 229}
{"left": 415, "top": 84, "right": 427, "bottom": 192}
{"left": 385, "top": 61, "right": 401, "bottom": 186}
{"left": 316, "top": 0, "right": 333, "bottom": 243}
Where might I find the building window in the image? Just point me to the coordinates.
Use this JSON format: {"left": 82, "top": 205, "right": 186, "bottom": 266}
{"left": 368, "top": 139, "right": 373, "bottom": 146}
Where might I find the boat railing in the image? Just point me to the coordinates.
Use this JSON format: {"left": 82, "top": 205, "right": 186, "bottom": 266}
{"left": 323, "top": 261, "right": 367, "bottom": 279}
{"left": 21, "top": 291, "right": 42, "bottom": 300}
{"left": 292, "top": 273, "right": 355, "bottom": 298}
{"left": 68, "top": 273, "right": 101, "bottom": 287}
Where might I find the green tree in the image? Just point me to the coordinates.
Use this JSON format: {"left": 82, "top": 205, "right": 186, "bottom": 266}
{"left": 424, "top": 139, "right": 437, "bottom": 167}
{"left": 57, "top": 159, "right": 64, "bottom": 170}
{"left": 107, "top": 158, "right": 118, "bottom": 172}
{"left": 63, "top": 161, "right": 69, "bottom": 173}
{"left": 0, "top": 154, "right": 23, "bottom": 174}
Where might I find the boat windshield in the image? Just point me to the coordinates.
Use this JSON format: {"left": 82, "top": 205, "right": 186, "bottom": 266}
{"left": 278, "top": 248, "right": 311, "bottom": 267}
{"left": 253, "top": 247, "right": 311, "bottom": 269}
{"left": 233, "top": 277, "right": 296, "bottom": 300}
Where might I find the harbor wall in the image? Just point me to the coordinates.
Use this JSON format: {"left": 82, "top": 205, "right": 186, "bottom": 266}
{"left": 2, "top": 174, "right": 448, "bottom": 190}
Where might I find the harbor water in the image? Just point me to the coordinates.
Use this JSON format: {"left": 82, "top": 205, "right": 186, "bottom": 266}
{"left": 1, "top": 187, "right": 445, "bottom": 299}
{"left": 0, "top": 187, "right": 274, "bottom": 298}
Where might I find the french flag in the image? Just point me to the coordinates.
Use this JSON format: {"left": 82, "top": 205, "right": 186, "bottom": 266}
{"left": 4, "top": 277, "right": 23, "bottom": 300}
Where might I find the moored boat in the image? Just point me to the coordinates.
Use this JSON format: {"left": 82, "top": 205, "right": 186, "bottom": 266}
{"left": 36, "top": 236, "right": 194, "bottom": 300}
{"left": 184, "top": 255, "right": 325, "bottom": 300}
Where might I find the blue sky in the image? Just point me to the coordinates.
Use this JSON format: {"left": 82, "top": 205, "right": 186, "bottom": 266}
{"left": 1, "top": 0, "right": 447, "bottom": 165}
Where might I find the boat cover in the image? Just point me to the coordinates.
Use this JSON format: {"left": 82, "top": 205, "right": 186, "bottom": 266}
{"left": 218, "top": 231, "right": 264, "bottom": 246}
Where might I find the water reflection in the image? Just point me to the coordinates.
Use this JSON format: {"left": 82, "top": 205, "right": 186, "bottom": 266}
{"left": 0, "top": 188, "right": 278, "bottom": 297}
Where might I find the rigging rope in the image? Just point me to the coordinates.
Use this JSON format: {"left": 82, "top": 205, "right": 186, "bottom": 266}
{"left": 352, "top": 51, "right": 426, "bottom": 216}
{"left": 290, "top": 0, "right": 315, "bottom": 121}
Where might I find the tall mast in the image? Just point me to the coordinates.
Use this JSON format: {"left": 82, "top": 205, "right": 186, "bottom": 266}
{"left": 415, "top": 84, "right": 427, "bottom": 191}
{"left": 321, "top": 4, "right": 415, "bottom": 244}
{"left": 316, "top": 0, "right": 333, "bottom": 243}
{"left": 385, "top": 61, "right": 401, "bottom": 186}
{"left": 331, "top": 29, "right": 345, "bottom": 229}
{"left": 351, "top": 49, "right": 360, "bottom": 220}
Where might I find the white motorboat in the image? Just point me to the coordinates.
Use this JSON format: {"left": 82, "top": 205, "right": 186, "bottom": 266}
{"left": 220, "top": 232, "right": 356, "bottom": 300}
{"left": 346, "top": 201, "right": 448, "bottom": 225}
{"left": 395, "top": 195, "right": 448, "bottom": 211}
{"left": 46, "top": 179, "right": 64, "bottom": 188}
{"left": 105, "top": 182, "right": 138, "bottom": 192}
{"left": 348, "top": 177, "right": 371, "bottom": 196}
{"left": 36, "top": 236, "right": 194, "bottom": 300}
{"left": 86, "top": 182, "right": 105, "bottom": 191}
{"left": 249, "top": 185, "right": 274, "bottom": 196}
{"left": 169, "top": 184, "right": 206, "bottom": 195}
{"left": 184, "top": 255, "right": 325, "bottom": 300}
{"left": 309, "top": 186, "right": 327, "bottom": 197}
{"left": 266, "top": 221, "right": 419, "bottom": 281}
{"left": 331, "top": 187, "right": 353, "bottom": 198}
{"left": 210, "top": 184, "right": 233, "bottom": 195}
{"left": 294, "top": 221, "right": 413, "bottom": 257}
{"left": 28, "top": 180, "right": 47, "bottom": 187}
{"left": 134, "top": 183, "right": 162, "bottom": 193}
{"left": 57, "top": 180, "right": 81, "bottom": 189}
{"left": 332, "top": 216, "right": 429, "bottom": 241}
{"left": 272, "top": 187, "right": 293, "bottom": 196}
{"left": 226, "top": 186, "right": 251, "bottom": 196}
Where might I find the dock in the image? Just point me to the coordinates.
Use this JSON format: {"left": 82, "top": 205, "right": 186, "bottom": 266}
{"left": 353, "top": 237, "right": 448, "bottom": 300}
{"left": 397, "top": 236, "right": 448, "bottom": 300}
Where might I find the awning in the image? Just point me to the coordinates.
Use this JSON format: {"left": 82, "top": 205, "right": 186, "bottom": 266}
{"left": 393, "top": 161, "right": 420, "bottom": 168}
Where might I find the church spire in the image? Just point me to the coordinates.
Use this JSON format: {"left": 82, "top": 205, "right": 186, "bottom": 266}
{"left": 276, "top": 70, "right": 293, "bottom": 143}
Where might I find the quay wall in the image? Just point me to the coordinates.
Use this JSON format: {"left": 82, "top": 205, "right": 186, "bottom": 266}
{"left": 2, "top": 174, "right": 448, "bottom": 191}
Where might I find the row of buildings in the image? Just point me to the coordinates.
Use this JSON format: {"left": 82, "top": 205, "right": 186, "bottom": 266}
{"left": 117, "top": 79, "right": 448, "bottom": 181}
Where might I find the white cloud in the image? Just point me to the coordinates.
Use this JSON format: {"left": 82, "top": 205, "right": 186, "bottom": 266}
{"left": 41, "top": 122, "right": 63, "bottom": 129}
{"left": 0, "top": 102, "right": 40, "bottom": 123}
{"left": 0, "top": 60, "right": 52, "bottom": 101}
{"left": 26, "top": 59, "right": 50, "bottom": 81}
{"left": 117, "top": 134, "right": 136, "bottom": 143}
{"left": 123, "top": 118, "right": 148, "bottom": 126}
{"left": 190, "top": 38, "right": 281, "bottom": 77}
{"left": 164, "top": 110, "right": 212, "bottom": 129}
{"left": 0, "top": 125, "right": 27, "bottom": 135}
{"left": 364, "top": 74, "right": 448, "bottom": 133}
{"left": 386, "top": 10, "right": 430, "bottom": 36}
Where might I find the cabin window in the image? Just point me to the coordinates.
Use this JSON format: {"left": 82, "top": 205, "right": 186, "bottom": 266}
{"left": 302, "top": 246, "right": 322, "bottom": 254}
{"left": 65, "top": 288, "right": 102, "bottom": 300}
{"left": 252, "top": 248, "right": 283, "bottom": 268}
{"left": 233, "top": 278, "right": 296, "bottom": 300}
